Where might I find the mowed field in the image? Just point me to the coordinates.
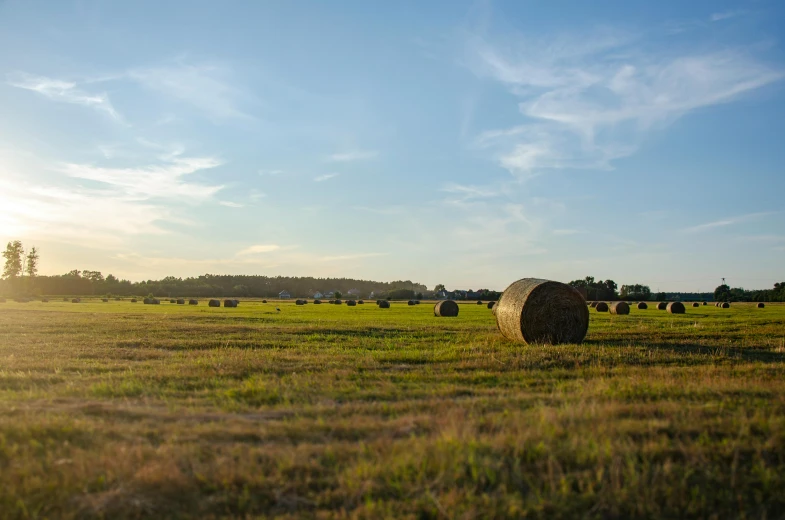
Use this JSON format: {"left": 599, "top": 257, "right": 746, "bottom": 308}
{"left": 1, "top": 299, "right": 785, "bottom": 519}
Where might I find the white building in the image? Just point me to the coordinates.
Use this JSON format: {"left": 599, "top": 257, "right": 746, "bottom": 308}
{"left": 279, "top": 290, "right": 291, "bottom": 299}
{"left": 313, "top": 292, "right": 323, "bottom": 299}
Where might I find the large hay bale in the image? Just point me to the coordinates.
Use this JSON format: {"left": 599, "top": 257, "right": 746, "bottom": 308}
{"left": 408, "top": 300, "right": 416, "bottom": 306}
{"left": 314, "top": 299, "right": 322, "bottom": 304}
{"left": 495, "top": 278, "right": 589, "bottom": 345}
{"left": 667, "top": 302, "right": 685, "bottom": 314}
{"left": 595, "top": 302, "right": 609, "bottom": 312}
{"left": 757, "top": 302, "right": 765, "bottom": 308}
{"left": 434, "top": 300, "right": 459, "bottom": 317}
{"left": 223, "top": 299, "right": 237, "bottom": 308}
{"left": 692, "top": 302, "right": 700, "bottom": 307}
{"left": 177, "top": 299, "right": 185, "bottom": 304}
{"left": 487, "top": 301, "right": 495, "bottom": 309}
{"left": 589, "top": 301, "right": 598, "bottom": 308}
{"left": 335, "top": 299, "right": 342, "bottom": 305}
{"left": 637, "top": 302, "right": 647, "bottom": 310}
{"left": 378, "top": 300, "right": 390, "bottom": 309}
{"left": 188, "top": 299, "right": 198, "bottom": 305}
{"left": 657, "top": 302, "right": 667, "bottom": 310}
{"left": 208, "top": 299, "right": 220, "bottom": 307}
{"left": 609, "top": 301, "right": 629, "bottom": 315}
{"left": 721, "top": 302, "right": 730, "bottom": 309}
{"left": 347, "top": 300, "right": 357, "bottom": 306}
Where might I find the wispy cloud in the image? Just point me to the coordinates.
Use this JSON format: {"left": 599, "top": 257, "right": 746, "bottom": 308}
{"left": 128, "top": 62, "right": 253, "bottom": 120}
{"left": 441, "top": 183, "right": 501, "bottom": 201}
{"left": 682, "top": 212, "right": 776, "bottom": 233}
{"left": 258, "top": 169, "right": 285, "bottom": 176}
{"left": 320, "top": 252, "right": 388, "bottom": 261}
{"left": 6, "top": 72, "right": 122, "bottom": 121}
{"left": 326, "top": 150, "right": 378, "bottom": 162}
{"left": 468, "top": 29, "right": 783, "bottom": 177}
{"left": 59, "top": 153, "right": 223, "bottom": 201}
{"left": 237, "top": 244, "right": 282, "bottom": 255}
{"left": 314, "top": 173, "right": 339, "bottom": 182}
{"left": 710, "top": 10, "right": 748, "bottom": 22}
{"left": 218, "top": 201, "right": 244, "bottom": 208}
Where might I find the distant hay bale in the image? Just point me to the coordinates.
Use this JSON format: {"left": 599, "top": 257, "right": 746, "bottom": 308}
{"left": 589, "top": 301, "right": 598, "bottom": 308}
{"left": 378, "top": 300, "right": 390, "bottom": 309}
{"left": 177, "top": 299, "right": 185, "bottom": 304}
{"left": 477, "top": 301, "right": 483, "bottom": 305}
{"left": 42, "top": 298, "right": 49, "bottom": 303}
{"left": 102, "top": 298, "right": 109, "bottom": 302}
{"left": 152, "top": 299, "right": 160, "bottom": 305}
{"left": 408, "top": 300, "right": 416, "bottom": 306}
{"left": 131, "top": 298, "right": 137, "bottom": 303}
{"left": 757, "top": 302, "right": 765, "bottom": 308}
{"left": 295, "top": 300, "right": 305, "bottom": 306}
{"left": 609, "top": 301, "right": 629, "bottom": 315}
{"left": 208, "top": 299, "right": 220, "bottom": 307}
{"left": 667, "top": 302, "right": 685, "bottom": 314}
{"left": 595, "top": 302, "right": 609, "bottom": 312}
{"left": 347, "top": 300, "right": 357, "bottom": 306}
{"left": 143, "top": 298, "right": 152, "bottom": 304}
{"left": 188, "top": 299, "right": 198, "bottom": 305}
{"left": 415, "top": 300, "right": 421, "bottom": 305}
{"left": 692, "top": 302, "right": 700, "bottom": 307}
{"left": 223, "top": 299, "right": 237, "bottom": 308}
{"left": 72, "top": 298, "right": 80, "bottom": 303}
{"left": 335, "top": 299, "right": 342, "bottom": 305}
{"left": 495, "top": 278, "right": 589, "bottom": 345}
{"left": 657, "top": 302, "right": 667, "bottom": 310}
{"left": 314, "top": 299, "right": 322, "bottom": 304}
{"left": 434, "top": 300, "right": 459, "bottom": 317}
{"left": 262, "top": 299, "right": 267, "bottom": 303}
{"left": 702, "top": 301, "right": 707, "bottom": 305}
{"left": 487, "top": 301, "right": 495, "bottom": 309}
{"left": 637, "top": 302, "right": 648, "bottom": 310}
{"left": 376, "top": 300, "right": 382, "bottom": 305}
{"left": 169, "top": 299, "right": 176, "bottom": 304}
{"left": 358, "top": 300, "right": 364, "bottom": 304}
{"left": 721, "top": 302, "right": 730, "bottom": 309}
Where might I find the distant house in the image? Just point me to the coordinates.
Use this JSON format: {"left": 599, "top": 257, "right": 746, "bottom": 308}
{"left": 279, "top": 290, "right": 291, "bottom": 299}
{"left": 324, "top": 291, "right": 335, "bottom": 298}
{"left": 436, "top": 290, "right": 450, "bottom": 300}
{"left": 313, "top": 292, "right": 323, "bottom": 299}
{"left": 347, "top": 288, "right": 361, "bottom": 297}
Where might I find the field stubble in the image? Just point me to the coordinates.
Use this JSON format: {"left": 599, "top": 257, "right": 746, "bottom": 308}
{"left": 1, "top": 300, "right": 785, "bottom": 518}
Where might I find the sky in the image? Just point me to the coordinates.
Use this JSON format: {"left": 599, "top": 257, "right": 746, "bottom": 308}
{"left": 1, "top": 0, "right": 784, "bottom": 292}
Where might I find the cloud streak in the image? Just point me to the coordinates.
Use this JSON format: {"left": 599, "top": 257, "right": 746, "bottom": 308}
{"left": 682, "top": 212, "right": 776, "bottom": 233}
{"left": 326, "top": 150, "right": 378, "bottom": 162}
{"left": 314, "top": 173, "right": 339, "bottom": 182}
{"left": 6, "top": 72, "right": 122, "bottom": 121}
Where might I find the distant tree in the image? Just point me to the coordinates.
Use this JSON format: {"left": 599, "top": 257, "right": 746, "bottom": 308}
{"left": 434, "top": 284, "right": 446, "bottom": 293}
{"left": 334, "top": 291, "right": 342, "bottom": 299}
{"left": 415, "top": 292, "right": 423, "bottom": 300}
{"left": 655, "top": 292, "right": 667, "bottom": 301}
{"left": 2, "top": 241, "right": 24, "bottom": 280}
{"left": 714, "top": 284, "right": 731, "bottom": 302}
{"left": 25, "top": 247, "right": 39, "bottom": 278}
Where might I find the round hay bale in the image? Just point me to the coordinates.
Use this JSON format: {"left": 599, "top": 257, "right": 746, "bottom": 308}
{"left": 721, "top": 302, "right": 730, "bottom": 309}
{"left": 492, "top": 302, "right": 497, "bottom": 315}
{"left": 692, "top": 302, "right": 700, "bottom": 307}
{"left": 143, "top": 298, "right": 152, "bottom": 305}
{"left": 589, "top": 301, "right": 598, "bottom": 308}
{"left": 657, "top": 302, "right": 667, "bottom": 310}
{"left": 131, "top": 298, "right": 137, "bottom": 303}
{"left": 408, "top": 300, "right": 416, "bottom": 306}
{"left": 347, "top": 300, "right": 357, "bottom": 306}
{"left": 177, "top": 299, "right": 185, "bottom": 304}
{"left": 358, "top": 300, "right": 364, "bottom": 304}
{"left": 609, "top": 301, "right": 629, "bottom": 315}
{"left": 378, "top": 300, "right": 390, "bottom": 309}
{"left": 71, "top": 298, "right": 80, "bottom": 303}
{"left": 667, "top": 302, "right": 685, "bottom": 314}
{"left": 434, "top": 300, "right": 459, "bottom": 317}
{"left": 223, "top": 299, "right": 236, "bottom": 308}
{"left": 152, "top": 299, "right": 160, "bottom": 305}
{"left": 757, "top": 302, "right": 765, "bottom": 308}
{"left": 702, "top": 301, "right": 707, "bottom": 305}
{"left": 101, "top": 298, "right": 109, "bottom": 302}
{"left": 595, "top": 302, "right": 609, "bottom": 312}
{"left": 477, "top": 301, "right": 483, "bottom": 305}
{"left": 169, "top": 299, "right": 176, "bottom": 304}
{"left": 415, "top": 300, "right": 421, "bottom": 305}
{"left": 495, "top": 278, "right": 589, "bottom": 345}
{"left": 335, "top": 299, "right": 342, "bottom": 305}
{"left": 637, "top": 302, "right": 647, "bottom": 310}
{"left": 295, "top": 300, "right": 304, "bottom": 306}
{"left": 188, "top": 299, "right": 198, "bottom": 305}
{"left": 314, "top": 299, "right": 322, "bottom": 304}
{"left": 208, "top": 299, "right": 220, "bottom": 307}
{"left": 487, "top": 301, "right": 495, "bottom": 309}
{"left": 262, "top": 299, "right": 267, "bottom": 303}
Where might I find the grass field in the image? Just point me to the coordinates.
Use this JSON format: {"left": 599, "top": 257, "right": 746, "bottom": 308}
{"left": 1, "top": 299, "right": 785, "bottom": 519}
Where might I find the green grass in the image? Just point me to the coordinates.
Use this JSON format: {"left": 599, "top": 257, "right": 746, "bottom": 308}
{"left": 1, "top": 299, "right": 785, "bottom": 519}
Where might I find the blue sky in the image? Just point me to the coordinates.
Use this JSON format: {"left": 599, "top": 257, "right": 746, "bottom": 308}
{"left": 1, "top": 0, "right": 784, "bottom": 291}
